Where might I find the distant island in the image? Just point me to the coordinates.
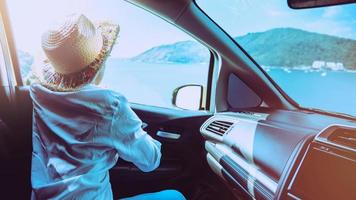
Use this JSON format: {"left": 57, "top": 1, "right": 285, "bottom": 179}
{"left": 130, "top": 40, "right": 210, "bottom": 64}
{"left": 18, "top": 27, "right": 356, "bottom": 80}
{"left": 131, "top": 27, "right": 356, "bottom": 70}
{"left": 18, "top": 50, "right": 34, "bottom": 78}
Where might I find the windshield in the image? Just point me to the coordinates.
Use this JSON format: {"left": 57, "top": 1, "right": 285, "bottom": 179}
{"left": 196, "top": 0, "right": 356, "bottom": 117}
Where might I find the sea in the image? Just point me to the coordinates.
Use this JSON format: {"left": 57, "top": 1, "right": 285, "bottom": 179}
{"left": 101, "top": 60, "right": 356, "bottom": 117}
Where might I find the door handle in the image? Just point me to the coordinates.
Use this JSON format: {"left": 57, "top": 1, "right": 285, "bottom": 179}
{"left": 141, "top": 122, "right": 148, "bottom": 130}
{"left": 156, "top": 130, "right": 181, "bottom": 140}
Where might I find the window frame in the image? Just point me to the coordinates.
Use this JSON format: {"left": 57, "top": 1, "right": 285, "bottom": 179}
{"left": 0, "top": 0, "right": 22, "bottom": 87}
{"left": 226, "top": 73, "right": 262, "bottom": 110}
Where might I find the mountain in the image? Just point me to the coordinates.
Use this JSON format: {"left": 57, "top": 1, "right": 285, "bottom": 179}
{"left": 18, "top": 50, "right": 34, "bottom": 78}
{"left": 130, "top": 40, "right": 210, "bottom": 64}
{"left": 131, "top": 28, "right": 356, "bottom": 69}
{"left": 236, "top": 28, "right": 356, "bottom": 69}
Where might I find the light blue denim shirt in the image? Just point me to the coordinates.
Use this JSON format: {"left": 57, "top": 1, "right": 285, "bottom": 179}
{"left": 30, "top": 84, "right": 161, "bottom": 200}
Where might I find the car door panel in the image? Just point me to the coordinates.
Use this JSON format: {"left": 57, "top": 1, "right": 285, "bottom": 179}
{"left": 110, "top": 104, "right": 212, "bottom": 198}
{"left": 0, "top": 86, "right": 32, "bottom": 199}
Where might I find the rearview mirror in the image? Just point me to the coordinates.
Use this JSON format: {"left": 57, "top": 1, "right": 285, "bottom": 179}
{"left": 172, "top": 84, "right": 204, "bottom": 110}
{"left": 288, "top": 0, "right": 355, "bottom": 9}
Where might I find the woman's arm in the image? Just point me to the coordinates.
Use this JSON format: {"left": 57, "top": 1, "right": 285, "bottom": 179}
{"left": 109, "top": 95, "right": 161, "bottom": 172}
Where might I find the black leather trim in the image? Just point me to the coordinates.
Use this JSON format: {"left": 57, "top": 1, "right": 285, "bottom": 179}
{"left": 221, "top": 169, "right": 252, "bottom": 199}
{"left": 220, "top": 155, "right": 274, "bottom": 200}
{"left": 220, "top": 156, "right": 248, "bottom": 189}
{"left": 231, "top": 144, "right": 244, "bottom": 158}
{"left": 254, "top": 179, "right": 274, "bottom": 200}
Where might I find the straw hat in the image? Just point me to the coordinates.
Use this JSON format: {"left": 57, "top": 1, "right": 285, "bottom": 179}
{"left": 37, "top": 14, "right": 119, "bottom": 91}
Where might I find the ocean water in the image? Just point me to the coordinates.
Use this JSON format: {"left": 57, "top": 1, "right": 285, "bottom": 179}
{"left": 101, "top": 60, "right": 208, "bottom": 108}
{"left": 102, "top": 60, "right": 356, "bottom": 117}
{"left": 267, "top": 68, "right": 356, "bottom": 116}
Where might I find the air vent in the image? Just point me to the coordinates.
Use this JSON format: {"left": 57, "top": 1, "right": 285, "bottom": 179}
{"left": 206, "top": 120, "right": 234, "bottom": 136}
{"left": 328, "top": 128, "right": 356, "bottom": 150}
{"left": 237, "top": 111, "right": 255, "bottom": 115}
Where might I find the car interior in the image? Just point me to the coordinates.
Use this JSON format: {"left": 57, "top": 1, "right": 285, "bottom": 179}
{"left": 0, "top": 0, "right": 355, "bottom": 199}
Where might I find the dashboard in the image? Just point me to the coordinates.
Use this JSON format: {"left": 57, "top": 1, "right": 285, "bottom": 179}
{"left": 200, "top": 111, "right": 356, "bottom": 200}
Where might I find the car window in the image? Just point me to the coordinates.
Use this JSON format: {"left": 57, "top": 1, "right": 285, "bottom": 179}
{"left": 196, "top": 0, "right": 356, "bottom": 116}
{"left": 227, "top": 73, "right": 262, "bottom": 109}
{"left": 6, "top": 0, "right": 210, "bottom": 110}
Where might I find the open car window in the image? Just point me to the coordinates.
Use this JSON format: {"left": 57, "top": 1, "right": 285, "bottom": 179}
{"left": 6, "top": 0, "right": 210, "bottom": 110}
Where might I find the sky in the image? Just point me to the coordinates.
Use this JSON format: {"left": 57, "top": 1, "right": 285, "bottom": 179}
{"left": 6, "top": 0, "right": 191, "bottom": 58}
{"left": 5, "top": 0, "right": 356, "bottom": 59}
{"left": 197, "top": 0, "right": 356, "bottom": 39}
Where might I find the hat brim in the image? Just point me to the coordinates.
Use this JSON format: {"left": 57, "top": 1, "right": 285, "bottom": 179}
{"left": 38, "top": 22, "right": 119, "bottom": 92}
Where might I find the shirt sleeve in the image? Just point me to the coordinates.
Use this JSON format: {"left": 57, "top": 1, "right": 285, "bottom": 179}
{"left": 110, "top": 95, "right": 161, "bottom": 172}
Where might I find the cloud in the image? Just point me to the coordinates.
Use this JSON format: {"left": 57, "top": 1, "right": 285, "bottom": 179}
{"left": 302, "top": 19, "right": 355, "bottom": 40}
{"left": 322, "top": 7, "right": 342, "bottom": 18}
{"left": 266, "top": 9, "right": 286, "bottom": 17}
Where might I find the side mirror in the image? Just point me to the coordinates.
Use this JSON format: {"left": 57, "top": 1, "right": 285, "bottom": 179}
{"left": 172, "top": 84, "right": 204, "bottom": 110}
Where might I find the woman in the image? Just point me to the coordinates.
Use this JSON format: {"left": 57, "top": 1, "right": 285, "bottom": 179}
{"left": 30, "top": 14, "right": 186, "bottom": 200}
